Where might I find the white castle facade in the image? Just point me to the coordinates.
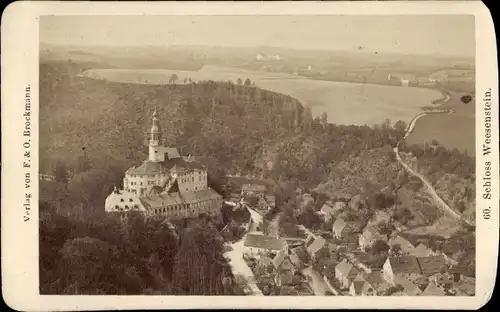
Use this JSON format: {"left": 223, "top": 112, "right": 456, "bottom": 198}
{"left": 105, "top": 108, "right": 223, "bottom": 219}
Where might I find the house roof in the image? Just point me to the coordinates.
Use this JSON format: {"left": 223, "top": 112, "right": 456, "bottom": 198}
{"left": 387, "top": 256, "right": 422, "bottom": 275}
{"left": 388, "top": 236, "right": 415, "bottom": 254}
{"left": 333, "top": 217, "right": 347, "bottom": 233}
{"left": 351, "top": 280, "right": 365, "bottom": 295}
{"left": 306, "top": 235, "right": 327, "bottom": 255}
{"left": 291, "top": 246, "right": 311, "bottom": 264}
{"left": 241, "top": 184, "right": 267, "bottom": 193}
{"left": 417, "top": 255, "right": 447, "bottom": 276}
{"left": 421, "top": 282, "right": 446, "bottom": 296}
{"left": 362, "top": 225, "right": 387, "bottom": 242}
{"left": 272, "top": 250, "right": 287, "bottom": 268}
{"left": 411, "top": 244, "right": 434, "bottom": 258}
{"left": 394, "top": 275, "right": 422, "bottom": 296}
{"left": 259, "top": 255, "right": 273, "bottom": 267}
{"left": 321, "top": 203, "right": 335, "bottom": 215}
{"left": 336, "top": 259, "right": 360, "bottom": 279}
{"left": 365, "top": 271, "right": 385, "bottom": 285}
{"left": 455, "top": 278, "right": 475, "bottom": 295}
{"left": 244, "top": 234, "right": 286, "bottom": 251}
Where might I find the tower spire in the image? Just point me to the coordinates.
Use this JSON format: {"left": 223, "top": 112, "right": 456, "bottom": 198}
{"left": 149, "top": 107, "right": 162, "bottom": 162}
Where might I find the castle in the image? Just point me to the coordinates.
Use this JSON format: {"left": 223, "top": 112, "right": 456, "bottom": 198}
{"left": 105, "top": 108, "right": 223, "bottom": 219}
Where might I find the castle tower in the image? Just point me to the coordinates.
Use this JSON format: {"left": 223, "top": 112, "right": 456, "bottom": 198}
{"left": 149, "top": 107, "right": 162, "bottom": 162}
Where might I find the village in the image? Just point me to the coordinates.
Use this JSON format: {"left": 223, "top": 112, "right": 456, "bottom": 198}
{"left": 221, "top": 182, "right": 476, "bottom": 297}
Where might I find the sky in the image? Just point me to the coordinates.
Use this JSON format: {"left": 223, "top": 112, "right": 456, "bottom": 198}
{"left": 40, "top": 15, "right": 475, "bottom": 56}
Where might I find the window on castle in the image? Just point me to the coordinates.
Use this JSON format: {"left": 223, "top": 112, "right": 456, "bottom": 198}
{"left": 134, "top": 205, "right": 139, "bottom": 209}
{"left": 120, "top": 198, "right": 124, "bottom": 202}
{"left": 115, "top": 205, "right": 119, "bottom": 209}
{"left": 129, "top": 198, "right": 133, "bottom": 202}
{"left": 125, "top": 205, "right": 129, "bottom": 209}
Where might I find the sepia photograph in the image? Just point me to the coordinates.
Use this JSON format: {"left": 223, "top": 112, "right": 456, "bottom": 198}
{"left": 38, "top": 13, "right": 477, "bottom": 297}
{"left": 1, "top": 1, "right": 498, "bottom": 310}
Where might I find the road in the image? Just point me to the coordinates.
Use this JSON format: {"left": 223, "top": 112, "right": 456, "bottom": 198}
{"left": 223, "top": 202, "right": 264, "bottom": 296}
{"left": 395, "top": 91, "right": 474, "bottom": 227}
{"left": 301, "top": 266, "right": 331, "bottom": 296}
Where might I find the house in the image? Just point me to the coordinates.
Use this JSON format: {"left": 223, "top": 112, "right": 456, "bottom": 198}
{"left": 335, "top": 259, "right": 361, "bottom": 289}
{"left": 320, "top": 203, "right": 335, "bottom": 221}
{"left": 289, "top": 245, "right": 311, "bottom": 269}
{"left": 349, "top": 195, "right": 365, "bottom": 211}
{"left": 305, "top": 235, "right": 327, "bottom": 260}
{"left": 358, "top": 225, "right": 388, "bottom": 251}
{"left": 453, "top": 276, "right": 475, "bottom": 296}
{"left": 243, "top": 234, "right": 287, "bottom": 256}
{"left": 393, "top": 274, "right": 422, "bottom": 296}
{"left": 256, "top": 255, "right": 274, "bottom": 276}
{"left": 241, "top": 184, "right": 267, "bottom": 197}
{"left": 417, "top": 255, "right": 447, "bottom": 276}
{"left": 264, "top": 195, "right": 276, "bottom": 209}
{"left": 429, "top": 272, "right": 454, "bottom": 289}
{"left": 388, "top": 235, "right": 415, "bottom": 255}
{"left": 333, "top": 217, "right": 352, "bottom": 239}
{"left": 349, "top": 275, "right": 377, "bottom": 296}
{"left": 421, "top": 282, "right": 446, "bottom": 296}
{"left": 272, "top": 250, "right": 294, "bottom": 272}
{"left": 274, "top": 270, "right": 294, "bottom": 287}
{"left": 411, "top": 243, "right": 435, "bottom": 258}
{"left": 382, "top": 256, "right": 422, "bottom": 285}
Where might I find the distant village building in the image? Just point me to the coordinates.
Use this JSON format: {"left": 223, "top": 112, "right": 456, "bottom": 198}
{"left": 243, "top": 234, "right": 288, "bottom": 256}
{"left": 319, "top": 203, "right": 335, "bottom": 222}
{"left": 255, "top": 53, "right": 281, "bottom": 61}
{"left": 105, "top": 108, "right": 223, "bottom": 219}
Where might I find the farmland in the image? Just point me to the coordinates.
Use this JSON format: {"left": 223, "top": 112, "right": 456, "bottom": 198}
{"left": 80, "top": 65, "right": 443, "bottom": 126}
{"left": 405, "top": 90, "right": 475, "bottom": 155}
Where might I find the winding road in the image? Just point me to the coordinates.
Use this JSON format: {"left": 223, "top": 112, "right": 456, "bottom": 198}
{"left": 394, "top": 92, "right": 474, "bottom": 227}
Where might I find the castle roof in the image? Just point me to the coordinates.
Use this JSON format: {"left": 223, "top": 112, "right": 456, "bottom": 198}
{"left": 126, "top": 157, "right": 205, "bottom": 176}
{"left": 140, "top": 187, "right": 222, "bottom": 209}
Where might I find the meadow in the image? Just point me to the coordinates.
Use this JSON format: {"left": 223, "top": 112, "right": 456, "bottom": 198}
{"left": 80, "top": 65, "right": 443, "bottom": 126}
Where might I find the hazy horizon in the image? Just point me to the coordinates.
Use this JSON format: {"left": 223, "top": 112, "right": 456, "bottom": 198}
{"left": 40, "top": 15, "right": 475, "bottom": 57}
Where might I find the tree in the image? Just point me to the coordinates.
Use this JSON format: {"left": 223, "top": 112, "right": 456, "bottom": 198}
{"left": 320, "top": 112, "right": 328, "bottom": 127}
{"left": 371, "top": 240, "right": 390, "bottom": 254}
{"left": 76, "top": 147, "right": 91, "bottom": 173}
{"left": 170, "top": 73, "right": 179, "bottom": 85}
{"left": 244, "top": 78, "right": 252, "bottom": 86}
{"left": 390, "top": 243, "right": 403, "bottom": 256}
{"left": 53, "top": 160, "right": 69, "bottom": 184}
{"left": 236, "top": 78, "right": 243, "bottom": 85}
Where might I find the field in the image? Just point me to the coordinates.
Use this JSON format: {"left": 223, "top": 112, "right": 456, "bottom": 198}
{"left": 405, "top": 90, "right": 475, "bottom": 155}
{"left": 81, "top": 65, "right": 443, "bottom": 126}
